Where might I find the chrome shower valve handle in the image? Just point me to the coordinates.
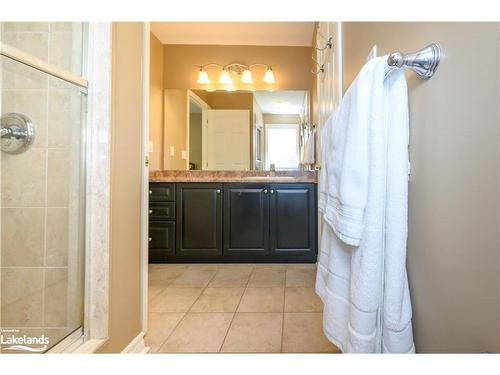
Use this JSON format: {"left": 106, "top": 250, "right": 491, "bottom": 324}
{"left": 1, "top": 113, "right": 36, "bottom": 154}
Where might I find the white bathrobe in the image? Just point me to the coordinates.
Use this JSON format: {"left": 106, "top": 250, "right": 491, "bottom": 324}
{"left": 316, "top": 56, "right": 415, "bottom": 353}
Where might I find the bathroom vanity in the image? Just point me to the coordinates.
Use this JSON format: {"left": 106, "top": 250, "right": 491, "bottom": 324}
{"left": 148, "top": 171, "right": 318, "bottom": 263}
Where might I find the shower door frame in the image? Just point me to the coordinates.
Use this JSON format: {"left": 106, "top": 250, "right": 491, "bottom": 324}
{"left": 0, "top": 22, "right": 113, "bottom": 353}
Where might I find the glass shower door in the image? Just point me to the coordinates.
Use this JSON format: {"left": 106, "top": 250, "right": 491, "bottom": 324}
{"left": 0, "top": 22, "right": 87, "bottom": 353}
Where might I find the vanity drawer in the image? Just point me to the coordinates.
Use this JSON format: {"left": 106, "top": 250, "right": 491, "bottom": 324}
{"left": 149, "top": 203, "right": 175, "bottom": 221}
{"left": 149, "top": 183, "right": 175, "bottom": 202}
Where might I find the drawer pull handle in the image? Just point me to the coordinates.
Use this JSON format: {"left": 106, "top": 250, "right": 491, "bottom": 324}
{"left": 148, "top": 237, "right": 152, "bottom": 242}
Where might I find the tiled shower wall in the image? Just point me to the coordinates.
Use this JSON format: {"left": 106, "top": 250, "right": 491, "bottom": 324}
{"left": 0, "top": 22, "right": 85, "bottom": 350}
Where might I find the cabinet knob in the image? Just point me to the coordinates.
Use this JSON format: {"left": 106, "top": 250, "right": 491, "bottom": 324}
{"left": 148, "top": 237, "right": 152, "bottom": 242}
{"left": 216, "top": 189, "right": 221, "bottom": 193}
{"left": 149, "top": 209, "right": 153, "bottom": 214}
{"left": 149, "top": 190, "right": 152, "bottom": 195}
{"left": 263, "top": 189, "right": 268, "bottom": 194}
{"left": 270, "top": 189, "right": 275, "bottom": 194}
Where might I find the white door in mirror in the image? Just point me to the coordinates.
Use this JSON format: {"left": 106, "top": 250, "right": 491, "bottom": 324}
{"left": 205, "top": 109, "right": 250, "bottom": 170}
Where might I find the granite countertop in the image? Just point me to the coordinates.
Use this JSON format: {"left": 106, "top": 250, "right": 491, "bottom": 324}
{"left": 149, "top": 170, "right": 318, "bottom": 183}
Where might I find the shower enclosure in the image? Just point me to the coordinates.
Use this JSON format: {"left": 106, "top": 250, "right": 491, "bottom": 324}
{"left": 0, "top": 22, "right": 87, "bottom": 353}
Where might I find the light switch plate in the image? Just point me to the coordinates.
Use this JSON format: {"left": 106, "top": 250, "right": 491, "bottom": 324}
{"left": 181, "top": 150, "right": 187, "bottom": 160}
{"left": 170, "top": 146, "right": 175, "bottom": 156}
{"left": 148, "top": 141, "right": 154, "bottom": 153}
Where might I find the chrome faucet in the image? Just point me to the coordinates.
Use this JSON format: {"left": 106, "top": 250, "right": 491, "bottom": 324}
{"left": 269, "top": 163, "right": 276, "bottom": 177}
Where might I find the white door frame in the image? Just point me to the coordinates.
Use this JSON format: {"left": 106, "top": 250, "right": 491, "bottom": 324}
{"left": 187, "top": 90, "right": 210, "bottom": 170}
{"left": 140, "top": 22, "right": 150, "bottom": 336}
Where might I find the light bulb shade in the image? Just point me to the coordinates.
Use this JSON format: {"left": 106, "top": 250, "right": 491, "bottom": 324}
{"left": 219, "top": 69, "right": 232, "bottom": 85}
{"left": 241, "top": 69, "right": 253, "bottom": 84}
{"left": 197, "top": 69, "right": 210, "bottom": 85}
{"left": 263, "top": 67, "right": 275, "bottom": 84}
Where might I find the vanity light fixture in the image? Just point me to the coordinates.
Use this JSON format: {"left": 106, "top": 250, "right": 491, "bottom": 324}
{"left": 195, "top": 63, "right": 276, "bottom": 90}
{"left": 218, "top": 68, "right": 233, "bottom": 85}
{"left": 263, "top": 67, "right": 275, "bottom": 84}
{"left": 241, "top": 68, "right": 253, "bottom": 84}
{"left": 197, "top": 68, "right": 210, "bottom": 85}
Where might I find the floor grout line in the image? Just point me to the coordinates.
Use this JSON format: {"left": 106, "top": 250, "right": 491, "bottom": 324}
{"left": 151, "top": 270, "right": 217, "bottom": 353}
{"left": 147, "top": 264, "right": 322, "bottom": 354}
{"left": 218, "top": 265, "right": 255, "bottom": 352}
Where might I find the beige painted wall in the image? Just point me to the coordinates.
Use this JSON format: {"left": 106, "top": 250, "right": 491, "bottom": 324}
{"left": 342, "top": 22, "right": 500, "bottom": 353}
{"left": 163, "top": 44, "right": 312, "bottom": 91}
{"left": 164, "top": 89, "right": 188, "bottom": 170}
{"left": 98, "top": 22, "right": 144, "bottom": 353}
{"left": 263, "top": 114, "right": 300, "bottom": 125}
{"left": 149, "top": 33, "right": 164, "bottom": 171}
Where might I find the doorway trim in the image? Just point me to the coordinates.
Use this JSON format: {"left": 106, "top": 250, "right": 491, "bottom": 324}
{"left": 187, "top": 90, "right": 210, "bottom": 170}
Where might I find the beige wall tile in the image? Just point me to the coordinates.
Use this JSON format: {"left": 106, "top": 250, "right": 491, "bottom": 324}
{"left": 1, "top": 208, "right": 45, "bottom": 266}
{"left": 208, "top": 267, "right": 252, "bottom": 287}
{"left": 2, "top": 32, "right": 49, "bottom": 61}
{"left": 221, "top": 312, "right": 283, "bottom": 353}
{"left": 1, "top": 58, "right": 49, "bottom": 90}
{"left": 149, "top": 287, "right": 203, "bottom": 313}
{"left": 47, "top": 89, "right": 80, "bottom": 148}
{"left": 44, "top": 327, "right": 74, "bottom": 349}
{"left": 1, "top": 149, "right": 46, "bottom": 207}
{"left": 247, "top": 268, "right": 285, "bottom": 287}
{"left": 46, "top": 208, "right": 69, "bottom": 266}
{"left": 237, "top": 287, "right": 284, "bottom": 313}
{"left": 2, "top": 22, "right": 49, "bottom": 33}
{"left": 44, "top": 268, "right": 68, "bottom": 327}
{"left": 145, "top": 312, "right": 184, "bottom": 353}
{"left": 282, "top": 313, "right": 340, "bottom": 353}
{"left": 1, "top": 268, "right": 44, "bottom": 327}
{"left": 47, "top": 149, "right": 69, "bottom": 207}
{"left": 159, "top": 313, "right": 233, "bottom": 353}
{"left": 285, "top": 287, "right": 323, "bottom": 313}
{"left": 190, "top": 287, "right": 244, "bottom": 313}
{"left": 49, "top": 32, "right": 76, "bottom": 73}
{"left": 2, "top": 89, "right": 48, "bottom": 148}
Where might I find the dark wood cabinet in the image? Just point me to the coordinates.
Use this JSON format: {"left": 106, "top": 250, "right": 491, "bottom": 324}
{"left": 149, "top": 182, "right": 317, "bottom": 263}
{"left": 269, "top": 184, "right": 316, "bottom": 257}
{"left": 224, "top": 184, "right": 269, "bottom": 257}
{"left": 148, "top": 182, "right": 177, "bottom": 263}
{"left": 149, "top": 221, "right": 175, "bottom": 260}
{"left": 176, "top": 183, "right": 223, "bottom": 258}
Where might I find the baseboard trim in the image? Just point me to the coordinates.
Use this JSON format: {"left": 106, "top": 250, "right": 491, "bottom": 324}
{"left": 122, "top": 332, "right": 150, "bottom": 353}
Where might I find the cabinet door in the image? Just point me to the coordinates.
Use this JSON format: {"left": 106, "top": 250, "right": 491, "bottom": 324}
{"left": 224, "top": 184, "right": 269, "bottom": 257}
{"left": 176, "top": 183, "right": 223, "bottom": 258}
{"left": 149, "top": 221, "right": 175, "bottom": 262}
{"left": 269, "top": 184, "right": 316, "bottom": 256}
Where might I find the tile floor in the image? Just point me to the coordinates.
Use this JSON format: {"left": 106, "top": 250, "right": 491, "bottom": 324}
{"left": 146, "top": 263, "right": 340, "bottom": 353}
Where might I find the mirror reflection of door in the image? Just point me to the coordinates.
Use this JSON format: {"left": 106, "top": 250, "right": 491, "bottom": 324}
{"left": 205, "top": 109, "right": 250, "bottom": 170}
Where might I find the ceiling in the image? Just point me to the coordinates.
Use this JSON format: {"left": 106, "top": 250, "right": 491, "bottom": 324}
{"left": 254, "top": 90, "right": 306, "bottom": 115}
{"left": 150, "top": 22, "right": 315, "bottom": 47}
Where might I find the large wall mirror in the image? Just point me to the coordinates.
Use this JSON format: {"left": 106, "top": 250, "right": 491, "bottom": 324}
{"left": 163, "top": 89, "right": 310, "bottom": 171}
